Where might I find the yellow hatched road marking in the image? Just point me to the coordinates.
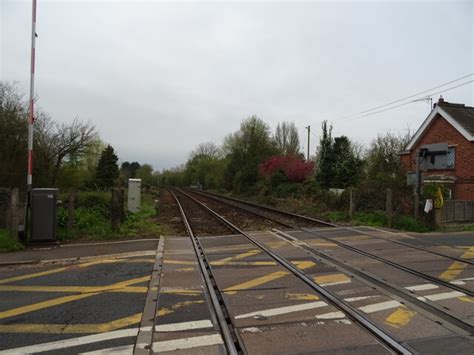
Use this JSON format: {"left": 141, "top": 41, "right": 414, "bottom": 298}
{"left": 157, "top": 300, "right": 204, "bottom": 316}
{"left": 314, "top": 273, "right": 350, "bottom": 284}
{"left": 0, "top": 312, "right": 142, "bottom": 334}
{"left": 0, "top": 258, "right": 143, "bottom": 285}
{"left": 286, "top": 293, "right": 319, "bottom": 301}
{"left": 461, "top": 247, "right": 474, "bottom": 259}
{"left": 224, "top": 271, "right": 289, "bottom": 295}
{"left": 439, "top": 261, "right": 468, "bottom": 281}
{"left": 212, "top": 250, "right": 261, "bottom": 266}
{"left": 458, "top": 296, "right": 474, "bottom": 303}
{"left": 384, "top": 306, "right": 417, "bottom": 328}
{"left": 0, "top": 275, "right": 150, "bottom": 320}
{"left": 224, "top": 261, "right": 315, "bottom": 295}
{"left": 0, "top": 285, "right": 148, "bottom": 293}
{"left": 164, "top": 260, "right": 197, "bottom": 265}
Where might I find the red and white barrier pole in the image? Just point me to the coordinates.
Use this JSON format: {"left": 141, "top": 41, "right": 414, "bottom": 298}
{"left": 24, "top": 0, "right": 37, "bottom": 240}
{"left": 27, "top": 0, "right": 37, "bottom": 190}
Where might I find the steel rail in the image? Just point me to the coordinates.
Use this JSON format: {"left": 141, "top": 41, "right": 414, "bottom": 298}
{"left": 188, "top": 189, "right": 474, "bottom": 296}
{"left": 169, "top": 189, "right": 242, "bottom": 355}
{"left": 190, "top": 188, "right": 474, "bottom": 266}
{"left": 177, "top": 188, "right": 414, "bottom": 355}
{"left": 271, "top": 228, "right": 474, "bottom": 335}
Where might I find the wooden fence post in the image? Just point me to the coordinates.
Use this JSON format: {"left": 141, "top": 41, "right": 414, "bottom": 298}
{"left": 67, "top": 188, "right": 75, "bottom": 231}
{"left": 386, "top": 188, "right": 392, "bottom": 228}
{"left": 349, "top": 188, "right": 354, "bottom": 220}
{"left": 10, "top": 188, "right": 20, "bottom": 240}
{"left": 111, "top": 188, "right": 121, "bottom": 232}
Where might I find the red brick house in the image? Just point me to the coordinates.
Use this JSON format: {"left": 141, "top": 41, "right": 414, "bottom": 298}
{"left": 400, "top": 97, "right": 474, "bottom": 200}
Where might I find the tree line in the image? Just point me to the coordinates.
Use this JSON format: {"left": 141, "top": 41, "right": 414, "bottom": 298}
{"left": 1, "top": 81, "right": 411, "bottom": 204}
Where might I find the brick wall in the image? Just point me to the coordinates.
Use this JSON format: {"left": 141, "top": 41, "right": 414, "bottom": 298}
{"left": 400, "top": 114, "right": 474, "bottom": 200}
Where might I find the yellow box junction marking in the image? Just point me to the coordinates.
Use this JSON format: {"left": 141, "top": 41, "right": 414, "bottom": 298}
{"left": 0, "top": 312, "right": 142, "bottom": 334}
{"left": 460, "top": 247, "right": 474, "bottom": 259}
{"left": 224, "top": 261, "right": 316, "bottom": 295}
{"left": 439, "top": 261, "right": 468, "bottom": 281}
{"left": 211, "top": 250, "right": 261, "bottom": 266}
{"left": 0, "top": 275, "right": 150, "bottom": 320}
{"left": 314, "top": 273, "right": 350, "bottom": 285}
{"left": 157, "top": 300, "right": 204, "bottom": 316}
{"left": 286, "top": 293, "right": 319, "bottom": 301}
{"left": 384, "top": 306, "right": 417, "bottom": 329}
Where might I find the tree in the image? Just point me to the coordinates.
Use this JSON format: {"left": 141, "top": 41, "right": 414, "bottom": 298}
{"left": 315, "top": 121, "right": 334, "bottom": 189}
{"left": 136, "top": 164, "right": 154, "bottom": 186}
{"left": 259, "top": 155, "right": 314, "bottom": 183}
{"left": 95, "top": 145, "right": 119, "bottom": 189}
{"left": 0, "top": 82, "right": 28, "bottom": 188}
{"left": 35, "top": 117, "right": 97, "bottom": 185}
{"left": 331, "top": 136, "right": 363, "bottom": 188}
{"left": 275, "top": 122, "right": 300, "bottom": 155}
{"left": 365, "top": 132, "right": 410, "bottom": 188}
{"left": 223, "top": 115, "right": 278, "bottom": 192}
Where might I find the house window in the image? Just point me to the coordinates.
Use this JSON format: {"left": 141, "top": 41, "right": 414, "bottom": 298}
{"left": 446, "top": 147, "right": 455, "bottom": 169}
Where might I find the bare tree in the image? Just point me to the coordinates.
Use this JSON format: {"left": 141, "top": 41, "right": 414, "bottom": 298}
{"left": 275, "top": 121, "right": 300, "bottom": 155}
{"left": 36, "top": 117, "right": 98, "bottom": 184}
{"left": 190, "top": 142, "right": 221, "bottom": 159}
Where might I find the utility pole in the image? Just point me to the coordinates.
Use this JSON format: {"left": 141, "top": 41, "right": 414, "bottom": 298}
{"left": 305, "top": 125, "right": 310, "bottom": 161}
{"left": 23, "top": 0, "right": 37, "bottom": 239}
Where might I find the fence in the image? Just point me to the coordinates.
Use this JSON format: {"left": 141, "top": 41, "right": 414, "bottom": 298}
{"left": 440, "top": 200, "right": 474, "bottom": 223}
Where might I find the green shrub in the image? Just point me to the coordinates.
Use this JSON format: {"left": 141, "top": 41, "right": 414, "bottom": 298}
{"left": 323, "top": 211, "right": 349, "bottom": 222}
{"left": 353, "top": 211, "right": 387, "bottom": 227}
{"left": 0, "top": 229, "right": 24, "bottom": 252}
{"left": 393, "top": 215, "right": 431, "bottom": 232}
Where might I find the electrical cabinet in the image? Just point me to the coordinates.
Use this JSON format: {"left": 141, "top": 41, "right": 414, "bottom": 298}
{"left": 31, "top": 188, "right": 58, "bottom": 241}
{"left": 128, "top": 179, "right": 141, "bottom": 213}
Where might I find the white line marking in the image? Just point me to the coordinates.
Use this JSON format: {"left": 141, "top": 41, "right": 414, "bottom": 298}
{"left": 0, "top": 328, "right": 138, "bottom": 354}
{"left": 152, "top": 334, "right": 224, "bottom": 353}
{"left": 235, "top": 301, "right": 328, "bottom": 319}
{"left": 79, "top": 344, "right": 133, "bottom": 354}
{"left": 422, "top": 291, "right": 465, "bottom": 301}
{"left": 320, "top": 280, "right": 352, "bottom": 287}
{"left": 155, "top": 319, "right": 213, "bottom": 332}
{"left": 316, "top": 311, "right": 345, "bottom": 319}
{"left": 344, "top": 295, "right": 379, "bottom": 302}
{"left": 359, "top": 300, "right": 401, "bottom": 313}
{"left": 405, "top": 284, "right": 439, "bottom": 291}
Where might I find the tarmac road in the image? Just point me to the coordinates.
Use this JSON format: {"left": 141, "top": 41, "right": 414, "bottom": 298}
{"left": 0, "top": 239, "right": 158, "bottom": 354}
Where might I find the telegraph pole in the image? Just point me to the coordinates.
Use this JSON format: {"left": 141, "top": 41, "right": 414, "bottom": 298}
{"left": 305, "top": 125, "right": 310, "bottom": 161}
{"left": 24, "top": 0, "right": 37, "bottom": 239}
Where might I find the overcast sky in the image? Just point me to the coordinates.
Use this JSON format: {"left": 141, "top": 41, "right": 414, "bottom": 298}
{"left": 2, "top": 0, "right": 473, "bottom": 170}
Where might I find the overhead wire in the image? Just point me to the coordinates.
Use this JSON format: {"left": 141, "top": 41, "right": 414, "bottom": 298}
{"left": 342, "top": 80, "right": 474, "bottom": 121}
{"left": 337, "top": 73, "right": 473, "bottom": 121}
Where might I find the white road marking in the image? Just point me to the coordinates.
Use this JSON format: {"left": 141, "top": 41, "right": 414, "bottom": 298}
{"left": 79, "top": 344, "right": 133, "bottom": 354}
{"left": 450, "top": 277, "right": 474, "bottom": 285}
{"left": 320, "top": 280, "right": 352, "bottom": 287}
{"left": 155, "top": 319, "right": 213, "bottom": 332}
{"left": 0, "top": 328, "right": 138, "bottom": 354}
{"left": 421, "top": 291, "right": 465, "bottom": 301}
{"left": 344, "top": 295, "right": 379, "bottom": 302}
{"left": 359, "top": 300, "right": 401, "bottom": 313}
{"left": 405, "top": 284, "right": 439, "bottom": 291}
{"left": 152, "top": 334, "right": 224, "bottom": 353}
{"left": 235, "top": 301, "right": 328, "bottom": 319}
{"left": 316, "top": 311, "right": 345, "bottom": 319}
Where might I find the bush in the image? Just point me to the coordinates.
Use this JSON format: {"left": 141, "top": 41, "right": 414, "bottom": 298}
{"left": 393, "top": 215, "right": 431, "bottom": 232}
{"left": 0, "top": 229, "right": 24, "bottom": 252}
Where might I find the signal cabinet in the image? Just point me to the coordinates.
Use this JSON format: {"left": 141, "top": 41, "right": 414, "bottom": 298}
{"left": 31, "top": 188, "right": 58, "bottom": 241}
{"left": 128, "top": 179, "right": 141, "bottom": 213}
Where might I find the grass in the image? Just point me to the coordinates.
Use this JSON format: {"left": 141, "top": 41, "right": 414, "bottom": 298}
{"left": 0, "top": 228, "right": 24, "bottom": 252}
{"left": 57, "top": 192, "right": 162, "bottom": 242}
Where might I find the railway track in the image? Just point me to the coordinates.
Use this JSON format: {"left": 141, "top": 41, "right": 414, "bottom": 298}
{"left": 171, "top": 188, "right": 415, "bottom": 354}
{"left": 186, "top": 189, "right": 474, "bottom": 296}
{"left": 180, "top": 188, "right": 474, "bottom": 336}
